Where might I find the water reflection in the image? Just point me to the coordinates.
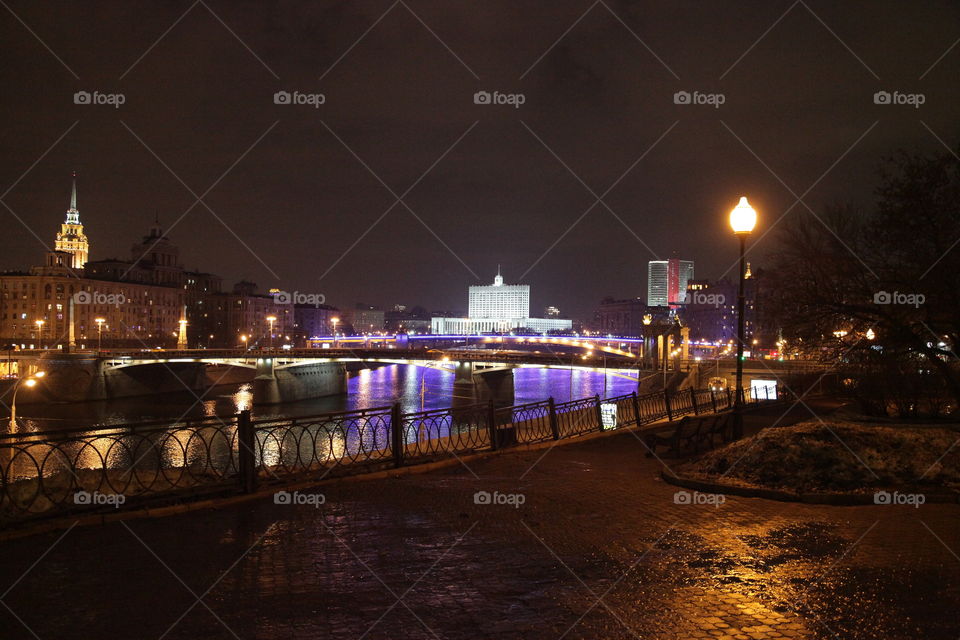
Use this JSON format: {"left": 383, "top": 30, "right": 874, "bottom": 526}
{"left": 1, "top": 364, "right": 638, "bottom": 431}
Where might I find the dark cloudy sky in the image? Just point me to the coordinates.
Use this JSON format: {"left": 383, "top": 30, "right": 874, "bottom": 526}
{"left": 1, "top": 1, "right": 957, "bottom": 318}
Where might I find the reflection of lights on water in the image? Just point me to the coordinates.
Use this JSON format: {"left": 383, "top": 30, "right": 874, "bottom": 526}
{"left": 233, "top": 384, "right": 253, "bottom": 412}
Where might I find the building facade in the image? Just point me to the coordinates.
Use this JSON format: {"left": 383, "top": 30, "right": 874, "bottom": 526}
{"left": 468, "top": 270, "right": 530, "bottom": 319}
{"left": 647, "top": 258, "right": 694, "bottom": 307}
{"left": 594, "top": 297, "right": 648, "bottom": 337}
{"left": 678, "top": 276, "right": 757, "bottom": 346}
{"left": 431, "top": 270, "right": 572, "bottom": 335}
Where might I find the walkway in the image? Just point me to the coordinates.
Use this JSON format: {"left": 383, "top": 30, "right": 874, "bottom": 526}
{"left": 0, "top": 400, "right": 957, "bottom": 639}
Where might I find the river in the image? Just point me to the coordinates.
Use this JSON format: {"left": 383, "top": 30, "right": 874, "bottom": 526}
{"left": 2, "top": 364, "right": 639, "bottom": 431}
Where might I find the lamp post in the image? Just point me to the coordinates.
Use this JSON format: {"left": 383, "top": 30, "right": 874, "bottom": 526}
{"left": 35, "top": 319, "right": 45, "bottom": 350}
{"left": 240, "top": 334, "right": 248, "bottom": 351}
{"left": 729, "top": 196, "right": 757, "bottom": 437}
{"left": 331, "top": 317, "right": 340, "bottom": 348}
{"left": 10, "top": 371, "right": 45, "bottom": 430}
{"left": 266, "top": 316, "right": 277, "bottom": 350}
{"left": 95, "top": 318, "right": 105, "bottom": 353}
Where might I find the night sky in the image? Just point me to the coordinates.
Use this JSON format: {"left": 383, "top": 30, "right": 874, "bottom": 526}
{"left": 1, "top": 1, "right": 957, "bottom": 319}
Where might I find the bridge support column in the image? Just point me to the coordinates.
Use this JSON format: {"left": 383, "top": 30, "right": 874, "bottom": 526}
{"left": 474, "top": 366, "right": 515, "bottom": 408}
{"left": 454, "top": 361, "right": 474, "bottom": 383}
{"left": 452, "top": 361, "right": 479, "bottom": 408}
{"left": 253, "top": 357, "right": 281, "bottom": 405}
{"left": 254, "top": 359, "right": 347, "bottom": 405}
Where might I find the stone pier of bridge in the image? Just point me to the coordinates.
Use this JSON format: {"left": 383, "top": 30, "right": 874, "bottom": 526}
{"left": 453, "top": 360, "right": 515, "bottom": 408}
{"left": 252, "top": 357, "right": 347, "bottom": 405}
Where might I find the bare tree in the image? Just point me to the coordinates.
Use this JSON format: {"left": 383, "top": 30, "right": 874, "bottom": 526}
{"left": 766, "top": 146, "right": 960, "bottom": 415}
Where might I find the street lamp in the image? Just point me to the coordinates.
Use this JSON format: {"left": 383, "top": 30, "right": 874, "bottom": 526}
{"left": 240, "top": 334, "right": 248, "bottom": 351}
{"left": 331, "top": 317, "right": 340, "bottom": 348}
{"left": 35, "top": 319, "right": 45, "bottom": 350}
{"left": 95, "top": 318, "right": 106, "bottom": 353}
{"left": 10, "top": 370, "right": 45, "bottom": 430}
{"left": 266, "top": 316, "right": 277, "bottom": 350}
{"left": 729, "top": 196, "right": 757, "bottom": 435}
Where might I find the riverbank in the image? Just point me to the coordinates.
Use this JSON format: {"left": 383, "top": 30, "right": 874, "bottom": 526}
{"left": 1, "top": 396, "right": 956, "bottom": 639}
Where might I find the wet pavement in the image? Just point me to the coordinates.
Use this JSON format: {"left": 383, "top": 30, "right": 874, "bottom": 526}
{"left": 1, "top": 402, "right": 958, "bottom": 639}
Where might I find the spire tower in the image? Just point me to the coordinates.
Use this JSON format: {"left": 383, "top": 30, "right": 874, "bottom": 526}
{"left": 55, "top": 172, "right": 89, "bottom": 268}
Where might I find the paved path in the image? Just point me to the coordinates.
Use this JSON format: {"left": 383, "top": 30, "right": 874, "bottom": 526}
{"left": 1, "top": 401, "right": 957, "bottom": 639}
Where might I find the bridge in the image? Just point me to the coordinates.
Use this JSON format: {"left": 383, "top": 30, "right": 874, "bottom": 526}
{"left": 6, "top": 343, "right": 828, "bottom": 407}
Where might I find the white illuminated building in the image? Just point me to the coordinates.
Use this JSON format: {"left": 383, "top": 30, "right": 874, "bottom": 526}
{"left": 431, "top": 269, "right": 572, "bottom": 335}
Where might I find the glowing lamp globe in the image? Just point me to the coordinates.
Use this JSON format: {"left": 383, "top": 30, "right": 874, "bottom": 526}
{"left": 729, "top": 196, "right": 757, "bottom": 235}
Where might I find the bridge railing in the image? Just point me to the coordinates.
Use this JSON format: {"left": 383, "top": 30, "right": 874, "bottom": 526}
{"left": 1, "top": 385, "right": 783, "bottom": 524}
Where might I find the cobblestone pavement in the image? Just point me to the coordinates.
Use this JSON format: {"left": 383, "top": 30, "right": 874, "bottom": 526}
{"left": 1, "top": 402, "right": 958, "bottom": 639}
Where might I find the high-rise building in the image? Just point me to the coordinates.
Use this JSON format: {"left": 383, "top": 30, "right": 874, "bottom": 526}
{"left": 468, "top": 268, "right": 530, "bottom": 319}
{"left": 647, "top": 258, "right": 694, "bottom": 307}
{"left": 54, "top": 173, "right": 89, "bottom": 269}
